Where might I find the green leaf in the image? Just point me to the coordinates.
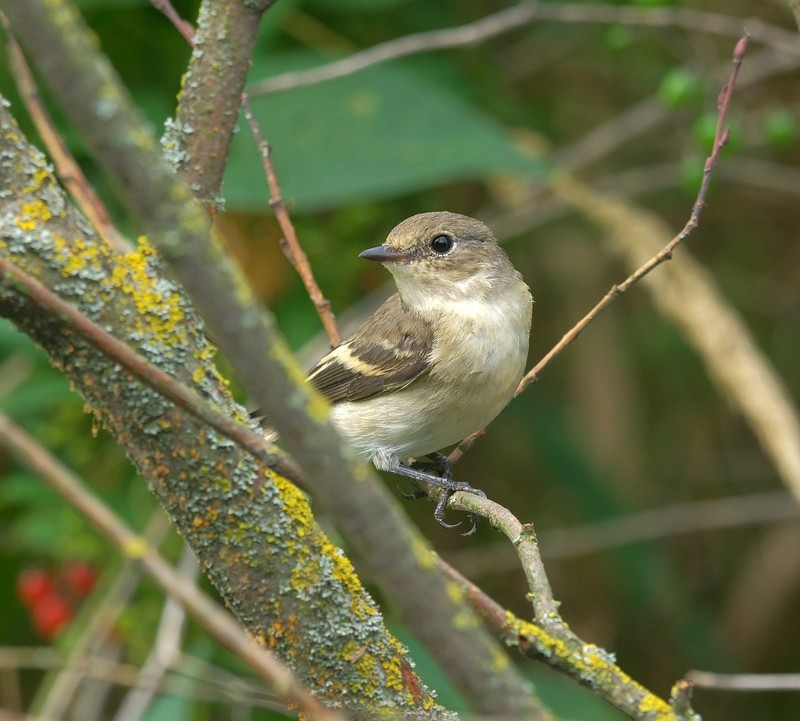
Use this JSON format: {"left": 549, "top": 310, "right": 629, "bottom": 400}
{"left": 227, "top": 58, "right": 548, "bottom": 212}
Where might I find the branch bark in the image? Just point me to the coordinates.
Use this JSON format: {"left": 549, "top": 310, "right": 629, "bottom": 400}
{"left": 163, "top": 0, "right": 276, "bottom": 206}
{"left": 0, "top": 1, "right": 547, "bottom": 716}
{"left": 0, "top": 105, "right": 447, "bottom": 719}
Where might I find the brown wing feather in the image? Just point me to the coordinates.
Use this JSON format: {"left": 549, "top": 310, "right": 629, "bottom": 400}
{"left": 308, "top": 294, "right": 433, "bottom": 403}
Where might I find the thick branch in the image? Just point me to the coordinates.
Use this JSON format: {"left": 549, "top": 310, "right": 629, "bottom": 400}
{"left": 0, "top": 107, "right": 448, "bottom": 719}
{"left": 0, "top": 412, "right": 341, "bottom": 721}
{"left": 163, "top": 0, "right": 276, "bottom": 205}
{"left": 0, "top": 1, "right": 548, "bottom": 715}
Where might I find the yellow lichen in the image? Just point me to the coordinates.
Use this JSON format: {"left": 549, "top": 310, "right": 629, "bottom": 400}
{"left": 15, "top": 199, "right": 52, "bottom": 230}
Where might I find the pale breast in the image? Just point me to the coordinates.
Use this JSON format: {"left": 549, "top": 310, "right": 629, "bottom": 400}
{"left": 331, "top": 280, "right": 532, "bottom": 461}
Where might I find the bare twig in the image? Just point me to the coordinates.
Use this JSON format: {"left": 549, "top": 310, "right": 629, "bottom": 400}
{"left": 0, "top": 412, "right": 344, "bottom": 721}
{"left": 241, "top": 99, "right": 342, "bottom": 347}
{"left": 248, "top": 2, "right": 539, "bottom": 96}
{"left": 0, "top": 254, "right": 303, "bottom": 484}
{"left": 687, "top": 671, "right": 800, "bottom": 691}
{"left": 448, "top": 33, "right": 748, "bottom": 466}
{"left": 1, "top": 18, "right": 131, "bottom": 254}
{"left": 149, "top": 0, "right": 194, "bottom": 43}
{"left": 247, "top": 2, "right": 792, "bottom": 97}
{"left": 517, "top": 34, "right": 747, "bottom": 394}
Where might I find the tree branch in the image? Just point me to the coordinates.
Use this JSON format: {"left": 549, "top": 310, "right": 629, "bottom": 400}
{"left": 0, "top": 1, "right": 545, "bottom": 715}
{"left": 247, "top": 2, "right": 795, "bottom": 97}
{"left": 437, "top": 495, "right": 699, "bottom": 721}
{"left": 0, "top": 412, "right": 343, "bottom": 721}
{"left": 0, "top": 105, "right": 447, "bottom": 718}
{"left": 163, "top": 0, "right": 277, "bottom": 207}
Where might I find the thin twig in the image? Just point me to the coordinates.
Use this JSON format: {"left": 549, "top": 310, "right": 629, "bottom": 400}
{"left": 149, "top": 0, "right": 195, "bottom": 43}
{"left": 0, "top": 254, "right": 303, "bottom": 484}
{"left": 686, "top": 671, "right": 800, "bottom": 691}
{"left": 518, "top": 33, "right": 746, "bottom": 394}
{"left": 247, "top": 2, "right": 791, "bottom": 97}
{"left": 1, "top": 17, "right": 131, "bottom": 254}
{"left": 0, "top": 412, "right": 343, "bottom": 721}
{"left": 241, "top": 99, "right": 341, "bottom": 347}
{"left": 248, "top": 3, "right": 538, "bottom": 96}
{"left": 448, "top": 33, "right": 748, "bottom": 466}
{"left": 152, "top": 0, "right": 341, "bottom": 348}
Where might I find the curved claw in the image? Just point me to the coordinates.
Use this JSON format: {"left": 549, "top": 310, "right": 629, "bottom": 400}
{"left": 397, "top": 485, "right": 427, "bottom": 500}
{"left": 433, "top": 493, "right": 462, "bottom": 529}
{"left": 461, "top": 515, "right": 480, "bottom": 537}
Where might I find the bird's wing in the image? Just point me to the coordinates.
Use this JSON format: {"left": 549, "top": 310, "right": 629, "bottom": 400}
{"left": 308, "top": 294, "right": 434, "bottom": 403}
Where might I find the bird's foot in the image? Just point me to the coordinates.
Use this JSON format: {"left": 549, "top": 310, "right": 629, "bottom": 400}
{"left": 407, "top": 456, "right": 484, "bottom": 534}
{"left": 375, "top": 449, "right": 484, "bottom": 533}
{"left": 431, "top": 480, "right": 485, "bottom": 536}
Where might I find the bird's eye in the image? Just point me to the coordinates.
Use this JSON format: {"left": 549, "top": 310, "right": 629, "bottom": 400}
{"left": 430, "top": 235, "right": 454, "bottom": 254}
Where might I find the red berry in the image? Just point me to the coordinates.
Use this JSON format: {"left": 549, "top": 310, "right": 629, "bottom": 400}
{"left": 17, "top": 568, "right": 55, "bottom": 607}
{"left": 31, "top": 593, "right": 73, "bottom": 640}
{"left": 63, "top": 562, "right": 97, "bottom": 598}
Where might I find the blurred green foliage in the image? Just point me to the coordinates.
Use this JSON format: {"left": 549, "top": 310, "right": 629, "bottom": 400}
{"left": 1, "top": 1, "right": 799, "bottom": 720}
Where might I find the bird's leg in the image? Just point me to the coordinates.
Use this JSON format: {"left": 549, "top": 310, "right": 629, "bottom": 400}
{"left": 399, "top": 452, "right": 451, "bottom": 499}
{"left": 373, "top": 449, "right": 485, "bottom": 534}
{"left": 408, "top": 451, "right": 453, "bottom": 480}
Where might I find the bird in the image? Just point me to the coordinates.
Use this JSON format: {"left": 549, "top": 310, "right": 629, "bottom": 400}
{"left": 307, "top": 211, "right": 532, "bottom": 532}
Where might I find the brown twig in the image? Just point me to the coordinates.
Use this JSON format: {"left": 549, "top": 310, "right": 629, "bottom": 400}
{"left": 0, "top": 412, "right": 343, "bottom": 721}
{"left": 2, "top": 18, "right": 131, "bottom": 254}
{"left": 152, "top": 0, "right": 341, "bottom": 348}
{"left": 149, "top": 0, "right": 194, "bottom": 44}
{"left": 449, "top": 32, "right": 748, "bottom": 466}
{"left": 0, "top": 254, "right": 303, "bottom": 484}
{"left": 519, "top": 33, "right": 746, "bottom": 394}
{"left": 247, "top": 3, "right": 791, "bottom": 97}
{"left": 241, "top": 99, "right": 342, "bottom": 347}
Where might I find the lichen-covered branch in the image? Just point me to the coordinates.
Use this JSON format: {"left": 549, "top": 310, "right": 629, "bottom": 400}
{"left": 163, "top": 0, "right": 276, "bottom": 206}
{"left": 0, "top": 1, "right": 549, "bottom": 715}
{"left": 0, "top": 106, "right": 451, "bottom": 719}
{"left": 0, "top": 412, "right": 343, "bottom": 721}
{"left": 444, "top": 494, "right": 699, "bottom": 721}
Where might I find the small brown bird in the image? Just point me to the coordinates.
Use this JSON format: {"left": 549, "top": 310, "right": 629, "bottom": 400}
{"left": 308, "top": 211, "right": 532, "bottom": 530}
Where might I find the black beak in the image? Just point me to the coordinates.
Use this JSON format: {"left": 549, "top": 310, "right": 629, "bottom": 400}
{"left": 359, "top": 245, "right": 411, "bottom": 263}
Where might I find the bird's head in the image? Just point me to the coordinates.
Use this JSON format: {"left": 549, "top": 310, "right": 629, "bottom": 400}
{"left": 360, "top": 211, "right": 515, "bottom": 308}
